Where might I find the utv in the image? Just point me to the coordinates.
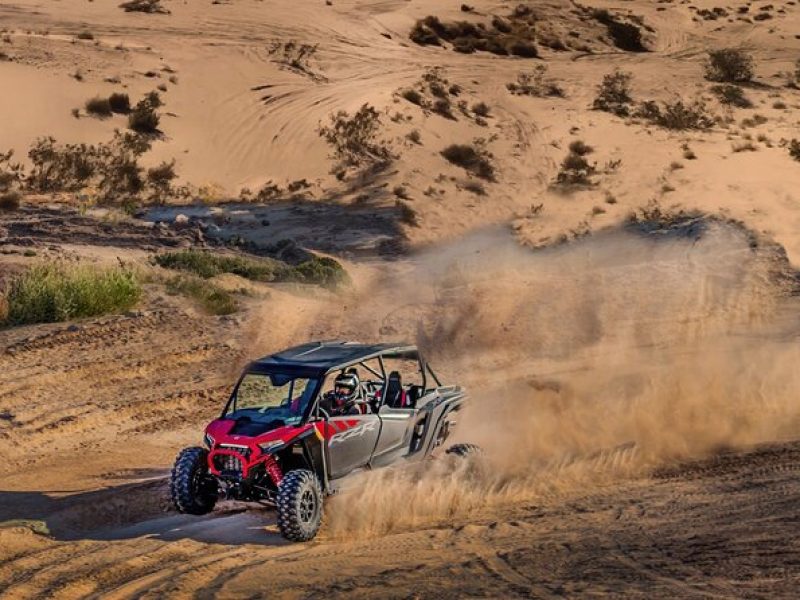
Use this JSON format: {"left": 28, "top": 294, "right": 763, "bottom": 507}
{"left": 170, "top": 341, "right": 476, "bottom": 542}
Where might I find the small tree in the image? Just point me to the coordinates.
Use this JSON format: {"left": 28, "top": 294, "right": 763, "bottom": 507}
{"left": 593, "top": 70, "right": 633, "bottom": 116}
{"left": 705, "top": 48, "right": 754, "bottom": 83}
{"left": 318, "top": 104, "right": 391, "bottom": 169}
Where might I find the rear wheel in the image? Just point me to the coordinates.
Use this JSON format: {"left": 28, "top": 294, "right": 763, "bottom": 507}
{"left": 276, "top": 469, "right": 323, "bottom": 542}
{"left": 445, "top": 443, "right": 482, "bottom": 457}
{"left": 170, "top": 447, "right": 218, "bottom": 515}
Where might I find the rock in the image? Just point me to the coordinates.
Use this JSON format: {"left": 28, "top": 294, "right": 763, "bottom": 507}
{"left": 174, "top": 213, "right": 189, "bottom": 225}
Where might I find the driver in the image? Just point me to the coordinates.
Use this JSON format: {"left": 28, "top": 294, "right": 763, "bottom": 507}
{"left": 320, "top": 372, "right": 363, "bottom": 416}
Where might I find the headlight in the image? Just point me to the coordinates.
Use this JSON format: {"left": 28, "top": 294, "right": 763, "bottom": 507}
{"left": 204, "top": 433, "right": 215, "bottom": 448}
{"left": 258, "top": 440, "right": 284, "bottom": 453}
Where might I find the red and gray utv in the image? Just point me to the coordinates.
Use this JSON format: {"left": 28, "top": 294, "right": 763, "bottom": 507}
{"left": 170, "top": 341, "right": 477, "bottom": 542}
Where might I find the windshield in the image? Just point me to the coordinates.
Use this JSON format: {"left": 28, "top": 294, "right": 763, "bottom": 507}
{"left": 226, "top": 372, "right": 317, "bottom": 426}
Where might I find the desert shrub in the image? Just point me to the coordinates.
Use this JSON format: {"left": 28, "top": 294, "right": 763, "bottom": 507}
{"left": 164, "top": 275, "right": 237, "bottom": 315}
{"left": 441, "top": 142, "right": 495, "bottom": 181}
{"left": 154, "top": 250, "right": 349, "bottom": 288}
{"left": 432, "top": 98, "right": 455, "bottom": 119}
{"left": 705, "top": 48, "right": 754, "bottom": 83}
{"left": 0, "top": 191, "right": 21, "bottom": 211}
{"left": 472, "top": 102, "right": 490, "bottom": 117}
{"left": 628, "top": 203, "right": 703, "bottom": 233}
{"left": 789, "top": 139, "right": 800, "bottom": 161}
{"left": 740, "top": 113, "right": 768, "bottom": 128}
{"left": 26, "top": 131, "right": 173, "bottom": 206}
{"left": 0, "top": 150, "right": 24, "bottom": 192}
{"left": 128, "top": 93, "right": 161, "bottom": 134}
{"left": 409, "top": 19, "right": 442, "bottom": 46}
{"left": 27, "top": 137, "right": 97, "bottom": 192}
{"left": 409, "top": 10, "right": 539, "bottom": 58}
{"left": 710, "top": 84, "right": 753, "bottom": 108}
{"left": 85, "top": 96, "right": 113, "bottom": 117}
{"left": 507, "top": 65, "right": 564, "bottom": 97}
{"left": 593, "top": 70, "right": 633, "bottom": 116}
{"left": 556, "top": 147, "right": 595, "bottom": 186}
{"left": 119, "top": 0, "right": 170, "bottom": 14}
{"left": 508, "top": 40, "right": 538, "bottom": 57}
{"left": 318, "top": 104, "right": 391, "bottom": 169}
{"left": 1, "top": 263, "right": 141, "bottom": 326}
{"left": 401, "top": 89, "right": 425, "bottom": 106}
{"left": 568, "top": 140, "right": 593, "bottom": 156}
{"left": 635, "top": 99, "right": 714, "bottom": 130}
{"left": 146, "top": 160, "right": 177, "bottom": 202}
{"left": 108, "top": 92, "right": 131, "bottom": 113}
{"left": 406, "top": 129, "right": 422, "bottom": 144}
{"left": 76, "top": 31, "right": 94, "bottom": 40}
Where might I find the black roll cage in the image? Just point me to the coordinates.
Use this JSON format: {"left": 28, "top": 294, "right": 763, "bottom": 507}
{"left": 223, "top": 347, "right": 442, "bottom": 425}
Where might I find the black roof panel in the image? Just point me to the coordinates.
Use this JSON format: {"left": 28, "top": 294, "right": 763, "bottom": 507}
{"left": 249, "top": 340, "right": 417, "bottom": 375}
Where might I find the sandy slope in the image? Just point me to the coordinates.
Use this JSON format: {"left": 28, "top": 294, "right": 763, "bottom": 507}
{"left": 2, "top": 0, "right": 800, "bottom": 597}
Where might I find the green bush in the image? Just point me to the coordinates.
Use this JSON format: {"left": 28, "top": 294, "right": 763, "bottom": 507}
{"left": 154, "top": 250, "right": 349, "bottom": 288}
{"left": 164, "top": 275, "right": 238, "bottom": 315}
{"left": 1, "top": 263, "right": 141, "bottom": 326}
{"left": 705, "top": 48, "right": 754, "bottom": 83}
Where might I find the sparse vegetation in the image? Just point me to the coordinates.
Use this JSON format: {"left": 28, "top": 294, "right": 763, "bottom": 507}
{"left": 441, "top": 142, "right": 495, "bottom": 181}
{"left": 164, "top": 275, "right": 238, "bottom": 316}
{"left": 472, "top": 102, "right": 490, "bottom": 117}
{"left": 128, "top": 92, "right": 161, "bottom": 134}
{"left": 593, "top": 70, "right": 633, "bottom": 116}
{"left": 409, "top": 11, "right": 539, "bottom": 58}
{"left": 555, "top": 142, "right": 595, "bottom": 186}
{"left": 318, "top": 104, "right": 391, "bottom": 171}
{"left": 85, "top": 97, "right": 113, "bottom": 117}
{"left": 636, "top": 99, "right": 714, "bottom": 130}
{"left": 25, "top": 131, "right": 177, "bottom": 207}
{"left": 789, "top": 139, "right": 800, "bottom": 162}
{"left": 705, "top": 48, "right": 755, "bottom": 83}
{"left": 119, "top": 0, "right": 170, "bottom": 14}
{"left": 711, "top": 84, "right": 753, "bottom": 108}
{"left": 154, "top": 250, "right": 349, "bottom": 288}
{"left": 1, "top": 263, "right": 141, "bottom": 326}
{"left": 507, "top": 65, "right": 565, "bottom": 98}
{"left": 108, "top": 93, "right": 131, "bottom": 114}
{"left": 268, "top": 41, "right": 322, "bottom": 81}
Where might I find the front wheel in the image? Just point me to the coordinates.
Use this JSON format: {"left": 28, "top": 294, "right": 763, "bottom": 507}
{"left": 170, "top": 446, "right": 218, "bottom": 515}
{"left": 276, "top": 469, "right": 323, "bottom": 542}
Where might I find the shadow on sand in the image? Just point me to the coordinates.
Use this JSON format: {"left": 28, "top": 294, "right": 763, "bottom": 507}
{"left": 0, "top": 474, "right": 289, "bottom": 547}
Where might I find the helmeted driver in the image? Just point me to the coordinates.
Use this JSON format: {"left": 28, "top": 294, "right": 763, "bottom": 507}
{"left": 321, "top": 371, "right": 363, "bottom": 416}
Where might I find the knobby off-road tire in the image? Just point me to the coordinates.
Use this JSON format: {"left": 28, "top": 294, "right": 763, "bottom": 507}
{"left": 446, "top": 443, "right": 483, "bottom": 457}
{"left": 276, "top": 469, "right": 323, "bottom": 542}
{"left": 170, "top": 446, "right": 218, "bottom": 515}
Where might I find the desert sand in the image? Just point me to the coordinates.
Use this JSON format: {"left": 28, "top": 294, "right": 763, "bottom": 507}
{"left": 2, "top": 0, "right": 800, "bottom": 597}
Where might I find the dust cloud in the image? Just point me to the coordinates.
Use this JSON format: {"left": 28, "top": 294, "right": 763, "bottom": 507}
{"left": 319, "top": 221, "right": 800, "bottom": 539}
